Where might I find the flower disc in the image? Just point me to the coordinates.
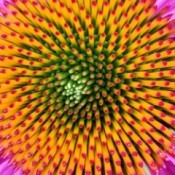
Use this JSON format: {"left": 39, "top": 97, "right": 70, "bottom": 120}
{"left": 0, "top": 0, "right": 175, "bottom": 175}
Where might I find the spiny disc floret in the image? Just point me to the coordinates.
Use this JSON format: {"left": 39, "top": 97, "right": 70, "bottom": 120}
{"left": 0, "top": 0, "right": 175, "bottom": 175}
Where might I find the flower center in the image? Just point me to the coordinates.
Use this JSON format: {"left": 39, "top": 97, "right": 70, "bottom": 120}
{"left": 62, "top": 79, "right": 84, "bottom": 105}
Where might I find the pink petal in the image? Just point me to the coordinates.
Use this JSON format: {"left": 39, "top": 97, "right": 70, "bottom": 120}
{"left": 159, "top": 161, "right": 175, "bottom": 175}
{"left": 0, "top": 156, "right": 21, "bottom": 175}
{"left": 155, "top": 0, "right": 175, "bottom": 20}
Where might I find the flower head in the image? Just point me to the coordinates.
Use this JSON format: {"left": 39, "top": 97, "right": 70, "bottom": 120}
{"left": 0, "top": 0, "right": 175, "bottom": 175}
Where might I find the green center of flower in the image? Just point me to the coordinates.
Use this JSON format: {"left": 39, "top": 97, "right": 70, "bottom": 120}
{"left": 62, "top": 79, "right": 84, "bottom": 105}
{"left": 52, "top": 50, "right": 119, "bottom": 119}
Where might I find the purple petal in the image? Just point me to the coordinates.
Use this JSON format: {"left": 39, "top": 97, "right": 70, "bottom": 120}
{"left": 0, "top": 156, "right": 22, "bottom": 175}
{"left": 159, "top": 161, "right": 175, "bottom": 175}
{"left": 157, "top": 153, "right": 175, "bottom": 175}
{"left": 155, "top": 0, "right": 175, "bottom": 20}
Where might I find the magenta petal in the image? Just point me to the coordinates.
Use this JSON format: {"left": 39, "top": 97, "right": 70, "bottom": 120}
{"left": 159, "top": 160, "right": 175, "bottom": 175}
{"left": 156, "top": 0, "right": 175, "bottom": 9}
{"left": 0, "top": 156, "right": 21, "bottom": 175}
{"left": 155, "top": 0, "right": 175, "bottom": 20}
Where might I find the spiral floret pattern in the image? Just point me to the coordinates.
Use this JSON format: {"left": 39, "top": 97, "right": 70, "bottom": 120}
{"left": 0, "top": 0, "right": 175, "bottom": 175}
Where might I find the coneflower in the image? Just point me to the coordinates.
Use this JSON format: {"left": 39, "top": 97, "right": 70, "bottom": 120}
{"left": 0, "top": 0, "right": 175, "bottom": 175}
